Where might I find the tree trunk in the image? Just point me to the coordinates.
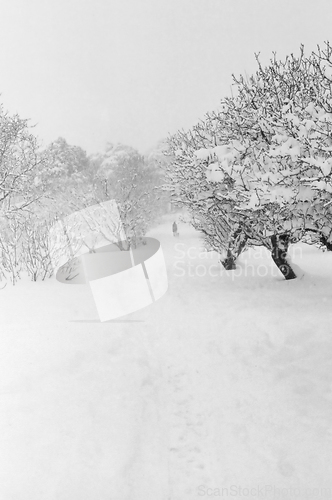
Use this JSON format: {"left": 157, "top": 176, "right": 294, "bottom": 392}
{"left": 320, "top": 234, "right": 332, "bottom": 251}
{"left": 220, "top": 229, "right": 247, "bottom": 271}
{"left": 270, "top": 234, "right": 297, "bottom": 280}
{"left": 220, "top": 248, "right": 237, "bottom": 270}
{"left": 304, "top": 228, "right": 332, "bottom": 251}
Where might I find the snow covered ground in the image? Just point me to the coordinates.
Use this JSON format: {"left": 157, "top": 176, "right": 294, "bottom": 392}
{"left": 0, "top": 215, "right": 332, "bottom": 500}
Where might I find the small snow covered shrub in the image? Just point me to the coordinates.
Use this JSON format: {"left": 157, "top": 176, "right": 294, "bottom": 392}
{"left": 0, "top": 216, "right": 23, "bottom": 285}
{"left": 21, "top": 215, "right": 57, "bottom": 281}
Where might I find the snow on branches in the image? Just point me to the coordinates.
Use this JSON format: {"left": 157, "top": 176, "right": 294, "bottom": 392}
{"left": 166, "top": 42, "right": 332, "bottom": 278}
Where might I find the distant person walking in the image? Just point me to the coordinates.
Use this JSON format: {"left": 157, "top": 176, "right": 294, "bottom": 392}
{"left": 172, "top": 221, "right": 179, "bottom": 237}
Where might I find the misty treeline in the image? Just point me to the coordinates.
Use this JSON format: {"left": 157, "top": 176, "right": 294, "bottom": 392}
{"left": 0, "top": 112, "right": 169, "bottom": 285}
{"left": 165, "top": 42, "right": 332, "bottom": 280}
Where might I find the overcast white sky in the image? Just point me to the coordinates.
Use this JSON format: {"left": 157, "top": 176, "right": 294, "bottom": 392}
{"left": 0, "top": 0, "right": 331, "bottom": 154}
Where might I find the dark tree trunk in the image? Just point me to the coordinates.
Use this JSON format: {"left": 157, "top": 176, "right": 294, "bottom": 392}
{"left": 320, "top": 234, "right": 332, "bottom": 251}
{"left": 270, "top": 234, "right": 297, "bottom": 280}
{"left": 304, "top": 228, "right": 332, "bottom": 251}
{"left": 220, "top": 248, "right": 237, "bottom": 270}
{"left": 220, "top": 228, "right": 247, "bottom": 271}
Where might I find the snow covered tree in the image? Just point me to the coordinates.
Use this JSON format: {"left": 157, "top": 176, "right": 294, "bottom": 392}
{"left": 42, "top": 137, "right": 90, "bottom": 177}
{"left": 89, "top": 143, "right": 139, "bottom": 198}
{"left": 91, "top": 143, "right": 164, "bottom": 248}
{"left": 36, "top": 137, "right": 95, "bottom": 218}
{"left": 166, "top": 121, "right": 251, "bottom": 270}
{"left": 145, "top": 139, "right": 173, "bottom": 214}
{"left": 0, "top": 106, "right": 46, "bottom": 218}
{"left": 203, "top": 44, "right": 332, "bottom": 278}
{"left": 167, "top": 42, "right": 332, "bottom": 279}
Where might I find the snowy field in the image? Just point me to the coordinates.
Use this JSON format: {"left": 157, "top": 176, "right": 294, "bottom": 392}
{"left": 0, "top": 215, "right": 332, "bottom": 500}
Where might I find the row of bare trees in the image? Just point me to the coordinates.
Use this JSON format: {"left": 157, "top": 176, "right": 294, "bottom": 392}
{"left": 0, "top": 107, "right": 169, "bottom": 286}
{"left": 0, "top": 215, "right": 57, "bottom": 286}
